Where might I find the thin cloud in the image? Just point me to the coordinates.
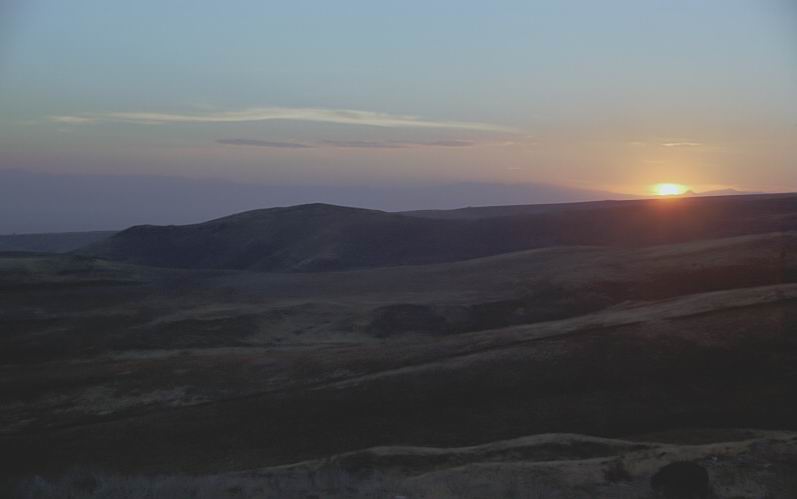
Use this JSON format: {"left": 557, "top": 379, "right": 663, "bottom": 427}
{"left": 661, "top": 141, "right": 704, "bottom": 148}
{"left": 50, "top": 107, "right": 521, "bottom": 133}
{"left": 50, "top": 116, "right": 97, "bottom": 124}
{"left": 421, "top": 140, "right": 474, "bottom": 147}
{"left": 321, "top": 140, "right": 405, "bottom": 149}
{"left": 217, "top": 139, "right": 312, "bottom": 149}
{"left": 217, "top": 138, "right": 478, "bottom": 150}
{"left": 321, "top": 139, "right": 475, "bottom": 149}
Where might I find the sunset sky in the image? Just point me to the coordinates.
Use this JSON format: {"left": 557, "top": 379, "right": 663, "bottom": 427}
{"left": 1, "top": 0, "right": 796, "bottom": 198}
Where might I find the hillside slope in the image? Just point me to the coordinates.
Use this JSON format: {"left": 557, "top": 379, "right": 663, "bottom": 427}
{"left": 403, "top": 192, "right": 793, "bottom": 220}
{"left": 80, "top": 194, "right": 797, "bottom": 271}
{"left": 2, "top": 231, "right": 797, "bottom": 477}
{"left": 9, "top": 431, "right": 797, "bottom": 498}
{"left": 0, "top": 231, "right": 114, "bottom": 253}
{"left": 2, "top": 282, "right": 796, "bottom": 476}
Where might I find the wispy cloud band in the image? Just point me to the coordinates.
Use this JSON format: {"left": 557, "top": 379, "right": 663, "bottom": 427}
{"left": 51, "top": 107, "right": 520, "bottom": 133}
{"left": 216, "top": 138, "right": 477, "bottom": 149}
{"left": 216, "top": 139, "right": 313, "bottom": 149}
{"left": 627, "top": 140, "right": 706, "bottom": 148}
{"left": 661, "top": 141, "right": 704, "bottom": 148}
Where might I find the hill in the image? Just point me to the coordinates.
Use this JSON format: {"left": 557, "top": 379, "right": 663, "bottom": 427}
{"left": 3, "top": 199, "right": 797, "bottom": 495}
{"left": 0, "top": 231, "right": 114, "bottom": 253}
{"left": 10, "top": 431, "right": 797, "bottom": 498}
{"left": 0, "top": 169, "right": 636, "bottom": 233}
{"left": 403, "top": 192, "right": 793, "bottom": 219}
{"left": 2, "top": 230, "right": 797, "bottom": 481}
{"left": 80, "top": 194, "right": 797, "bottom": 271}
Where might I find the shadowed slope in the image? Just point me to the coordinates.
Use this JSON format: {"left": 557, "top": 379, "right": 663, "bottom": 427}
{"left": 80, "top": 194, "right": 797, "bottom": 272}
{"left": 0, "top": 231, "right": 115, "bottom": 253}
{"left": 1, "top": 232, "right": 797, "bottom": 476}
{"left": 8, "top": 431, "right": 796, "bottom": 498}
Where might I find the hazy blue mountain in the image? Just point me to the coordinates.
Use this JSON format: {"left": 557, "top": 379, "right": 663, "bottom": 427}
{"left": 0, "top": 231, "right": 115, "bottom": 253}
{"left": 0, "top": 169, "right": 635, "bottom": 233}
{"left": 687, "top": 188, "right": 763, "bottom": 197}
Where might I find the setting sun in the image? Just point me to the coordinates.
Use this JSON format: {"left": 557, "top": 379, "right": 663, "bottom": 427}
{"left": 652, "top": 183, "right": 689, "bottom": 196}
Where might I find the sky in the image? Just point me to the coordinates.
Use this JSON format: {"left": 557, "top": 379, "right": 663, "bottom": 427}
{"left": 1, "top": 0, "right": 796, "bottom": 202}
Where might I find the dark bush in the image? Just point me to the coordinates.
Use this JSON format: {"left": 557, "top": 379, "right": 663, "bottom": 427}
{"left": 651, "top": 461, "right": 710, "bottom": 499}
{"left": 604, "top": 459, "right": 632, "bottom": 483}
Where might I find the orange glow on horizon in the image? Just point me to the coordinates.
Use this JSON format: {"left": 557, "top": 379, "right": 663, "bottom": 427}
{"left": 652, "top": 183, "right": 689, "bottom": 196}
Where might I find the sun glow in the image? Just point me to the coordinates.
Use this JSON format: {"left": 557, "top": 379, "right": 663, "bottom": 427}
{"left": 652, "top": 183, "right": 689, "bottom": 196}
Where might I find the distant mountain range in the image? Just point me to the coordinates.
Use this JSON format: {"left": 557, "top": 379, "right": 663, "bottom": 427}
{"left": 0, "top": 231, "right": 115, "bottom": 253}
{"left": 0, "top": 169, "right": 636, "bottom": 233}
{"left": 687, "top": 188, "right": 762, "bottom": 197}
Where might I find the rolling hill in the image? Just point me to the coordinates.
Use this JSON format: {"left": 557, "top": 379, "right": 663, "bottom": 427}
{"left": 0, "top": 231, "right": 115, "bottom": 253}
{"left": 80, "top": 194, "right": 797, "bottom": 272}
{"left": 2, "top": 194, "right": 797, "bottom": 497}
